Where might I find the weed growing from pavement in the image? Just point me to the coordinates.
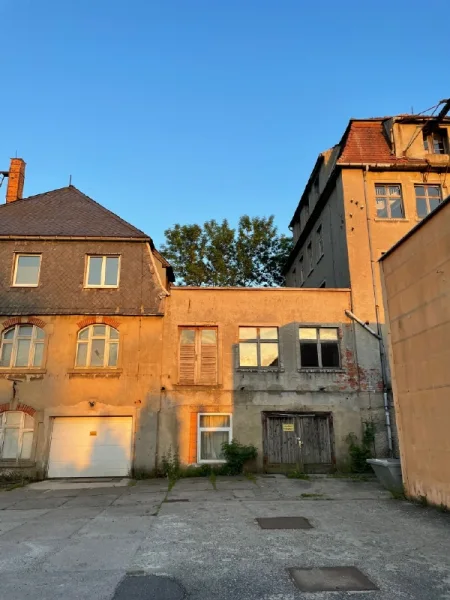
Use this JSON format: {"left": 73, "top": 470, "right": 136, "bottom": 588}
{"left": 209, "top": 471, "right": 217, "bottom": 490}
{"left": 301, "top": 493, "right": 325, "bottom": 499}
{"left": 287, "top": 470, "right": 310, "bottom": 480}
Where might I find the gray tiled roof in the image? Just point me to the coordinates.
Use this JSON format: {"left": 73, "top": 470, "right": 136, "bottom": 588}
{"left": 0, "top": 186, "right": 149, "bottom": 239}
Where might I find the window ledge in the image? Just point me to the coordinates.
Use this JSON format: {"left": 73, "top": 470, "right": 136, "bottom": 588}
{"left": 0, "top": 459, "right": 36, "bottom": 468}
{"left": 67, "top": 368, "right": 123, "bottom": 378}
{"left": 374, "top": 218, "right": 410, "bottom": 223}
{"left": 298, "top": 368, "right": 344, "bottom": 374}
{"left": 0, "top": 369, "right": 46, "bottom": 377}
{"left": 236, "top": 368, "right": 285, "bottom": 373}
{"left": 174, "top": 383, "right": 222, "bottom": 389}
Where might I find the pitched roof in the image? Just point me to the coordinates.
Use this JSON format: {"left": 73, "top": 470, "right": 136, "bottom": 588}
{"left": 0, "top": 186, "right": 149, "bottom": 239}
{"left": 337, "top": 120, "right": 424, "bottom": 165}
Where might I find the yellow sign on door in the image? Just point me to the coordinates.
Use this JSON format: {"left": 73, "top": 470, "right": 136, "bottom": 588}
{"left": 282, "top": 424, "right": 294, "bottom": 432}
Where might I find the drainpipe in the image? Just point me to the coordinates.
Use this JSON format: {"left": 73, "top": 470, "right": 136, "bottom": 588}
{"left": 360, "top": 166, "right": 394, "bottom": 456}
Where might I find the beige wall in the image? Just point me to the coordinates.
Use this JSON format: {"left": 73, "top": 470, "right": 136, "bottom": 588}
{"left": 160, "top": 287, "right": 386, "bottom": 469}
{"left": 381, "top": 200, "right": 450, "bottom": 508}
{"left": 0, "top": 315, "right": 164, "bottom": 476}
{"left": 342, "top": 168, "right": 450, "bottom": 324}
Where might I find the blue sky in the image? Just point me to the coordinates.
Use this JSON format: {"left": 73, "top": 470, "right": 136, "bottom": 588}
{"left": 1, "top": 0, "right": 448, "bottom": 246}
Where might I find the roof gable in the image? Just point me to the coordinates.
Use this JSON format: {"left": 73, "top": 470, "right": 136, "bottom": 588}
{"left": 0, "top": 186, "right": 149, "bottom": 239}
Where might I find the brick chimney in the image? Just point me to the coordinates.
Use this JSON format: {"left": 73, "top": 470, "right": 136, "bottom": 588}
{"left": 6, "top": 158, "right": 26, "bottom": 203}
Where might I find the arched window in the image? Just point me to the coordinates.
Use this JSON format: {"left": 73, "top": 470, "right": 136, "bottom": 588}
{"left": 0, "top": 325, "right": 45, "bottom": 368}
{"left": 0, "top": 411, "right": 34, "bottom": 459}
{"left": 75, "top": 325, "right": 119, "bottom": 368}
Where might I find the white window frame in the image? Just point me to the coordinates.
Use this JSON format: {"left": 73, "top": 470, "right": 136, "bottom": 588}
{"left": 0, "top": 411, "right": 34, "bottom": 460}
{"left": 197, "top": 413, "right": 232, "bottom": 464}
{"left": 0, "top": 325, "right": 45, "bottom": 369}
{"left": 12, "top": 254, "right": 42, "bottom": 287}
{"left": 85, "top": 255, "right": 121, "bottom": 288}
{"left": 75, "top": 325, "right": 119, "bottom": 368}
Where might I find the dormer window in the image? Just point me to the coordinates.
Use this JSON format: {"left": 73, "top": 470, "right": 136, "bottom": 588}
{"left": 423, "top": 129, "right": 448, "bottom": 154}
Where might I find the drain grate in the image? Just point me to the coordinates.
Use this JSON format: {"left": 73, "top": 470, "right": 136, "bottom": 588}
{"left": 113, "top": 574, "right": 185, "bottom": 599}
{"left": 288, "top": 566, "right": 378, "bottom": 592}
{"left": 164, "top": 498, "right": 190, "bottom": 503}
{"left": 256, "top": 517, "right": 313, "bottom": 529}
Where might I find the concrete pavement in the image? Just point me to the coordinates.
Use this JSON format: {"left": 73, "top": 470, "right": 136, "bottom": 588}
{"left": 0, "top": 475, "right": 449, "bottom": 599}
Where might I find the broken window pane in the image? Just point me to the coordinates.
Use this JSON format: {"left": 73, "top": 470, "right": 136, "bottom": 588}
{"left": 260, "top": 343, "right": 279, "bottom": 367}
{"left": 300, "top": 343, "right": 319, "bottom": 367}
{"left": 321, "top": 342, "right": 340, "bottom": 367}
{"left": 90, "top": 339, "right": 105, "bottom": 367}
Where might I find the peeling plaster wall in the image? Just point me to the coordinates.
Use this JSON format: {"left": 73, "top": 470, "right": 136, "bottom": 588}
{"left": 160, "top": 288, "right": 386, "bottom": 470}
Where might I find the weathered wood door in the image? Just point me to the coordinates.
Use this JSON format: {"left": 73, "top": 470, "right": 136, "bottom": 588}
{"left": 263, "top": 412, "right": 334, "bottom": 473}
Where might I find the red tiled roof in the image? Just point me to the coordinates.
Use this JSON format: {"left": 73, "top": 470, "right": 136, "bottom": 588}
{"left": 338, "top": 120, "right": 423, "bottom": 165}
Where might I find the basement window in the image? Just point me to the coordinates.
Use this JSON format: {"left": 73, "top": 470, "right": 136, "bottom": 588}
{"left": 0, "top": 411, "right": 34, "bottom": 460}
{"left": 299, "top": 327, "right": 340, "bottom": 368}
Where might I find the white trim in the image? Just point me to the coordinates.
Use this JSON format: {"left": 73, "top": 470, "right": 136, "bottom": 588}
{"left": 75, "top": 324, "right": 119, "bottom": 368}
{"left": 12, "top": 254, "right": 41, "bottom": 287}
{"left": 0, "top": 324, "right": 45, "bottom": 369}
{"left": 197, "top": 412, "right": 232, "bottom": 464}
{"left": 0, "top": 411, "right": 34, "bottom": 460}
{"left": 84, "top": 255, "right": 121, "bottom": 288}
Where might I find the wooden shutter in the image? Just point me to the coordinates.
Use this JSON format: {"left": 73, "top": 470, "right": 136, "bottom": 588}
{"left": 179, "top": 329, "right": 196, "bottom": 384}
{"left": 198, "top": 329, "right": 217, "bottom": 384}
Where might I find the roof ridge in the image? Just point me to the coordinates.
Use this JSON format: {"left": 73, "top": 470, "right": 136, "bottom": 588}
{"left": 0, "top": 186, "right": 72, "bottom": 209}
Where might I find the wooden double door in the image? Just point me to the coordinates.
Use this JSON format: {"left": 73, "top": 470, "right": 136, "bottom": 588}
{"left": 262, "top": 412, "right": 334, "bottom": 473}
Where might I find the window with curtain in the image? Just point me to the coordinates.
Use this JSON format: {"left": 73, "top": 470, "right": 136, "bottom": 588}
{"left": 299, "top": 327, "right": 340, "bottom": 368}
{"left": 198, "top": 414, "right": 232, "bottom": 462}
{"left": 75, "top": 325, "right": 119, "bottom": 368}
{"left": 0, "top": 411, "right": 34, "bottom": 460}
{"left": 0, "top": 325, "right": 45, "bottom": 368}
{"left": 238, "top": 327, "right": 279, "bottom": 368}
{"left": 178, "top": 327, "right": 218, "bottom": 384}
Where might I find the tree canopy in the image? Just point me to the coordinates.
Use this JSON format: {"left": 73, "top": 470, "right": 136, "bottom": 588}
{"left": 161, "top": 215, "right": 293, "bottom": 287}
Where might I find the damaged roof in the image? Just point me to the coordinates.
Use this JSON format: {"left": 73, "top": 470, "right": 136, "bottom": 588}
{"left": 0, "top": 185, "right": 149, "bottom": 239}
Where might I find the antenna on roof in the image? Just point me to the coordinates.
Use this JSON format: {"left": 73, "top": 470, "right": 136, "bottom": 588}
{"left": 69, "top": 174, "right": 72, "bottom": 186}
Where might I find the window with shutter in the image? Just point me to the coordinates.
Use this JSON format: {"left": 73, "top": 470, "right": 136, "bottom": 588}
{"left": 179, "top": 327, "right": 218, "bottom": 385}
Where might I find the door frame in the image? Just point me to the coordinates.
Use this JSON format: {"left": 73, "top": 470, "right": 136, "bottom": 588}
{"left": 261, "top": 411, "right": 335, "bottom": 473}
{"left": 44, "top": 411, "right": 136, "bottom": 478}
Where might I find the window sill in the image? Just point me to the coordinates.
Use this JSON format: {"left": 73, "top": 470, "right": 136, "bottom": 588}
{"left": 67, "top": 368, "right": 123, "bottom": 378}
{"left": 10, "top": 284, "right": 39, "bottom": 288}
{"left": 0, "top": 369, "right": 46, "bottom": 376}
{"left": 0, "top": 459, "right": 36, "bottom": 468}
{"left": 83, "top": 286, "right": 119, "bottom": 290}
{"left": 236, "top": 368, "right": 284, "bottom": 373}
{"left": 174, "top": 383, "right": 222, "bottom": 388}
{"left": 298, "top": 368, "right": 344, "bottom": 373}
{"left": 374, "top": 218, "right": 409, "bottom": 223}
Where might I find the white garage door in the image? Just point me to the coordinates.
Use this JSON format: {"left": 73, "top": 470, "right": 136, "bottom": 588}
{"left": 47, "top": 417, "right": 133, "bottom": 478}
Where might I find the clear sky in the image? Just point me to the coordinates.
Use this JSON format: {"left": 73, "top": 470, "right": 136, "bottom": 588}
{"left": 1, "top": 0, "right": 448, "bottom": 246}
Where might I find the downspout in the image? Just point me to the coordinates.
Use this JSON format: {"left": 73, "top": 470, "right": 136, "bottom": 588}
{"left": 361, "top": 167, "right": 394, "bottom": 456}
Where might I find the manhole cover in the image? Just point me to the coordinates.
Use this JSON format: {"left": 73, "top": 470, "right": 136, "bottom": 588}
{"left": 288, "top": 567, "right": 378, "bottom": 592}
{"left": 113, "top": 574, "right": 185, "bottom": 599}
{"left": 256, "top": 517, "right": 313, "bottom": 529}
{"left": 164, "top": 498, "right": 190, "bottom": 503}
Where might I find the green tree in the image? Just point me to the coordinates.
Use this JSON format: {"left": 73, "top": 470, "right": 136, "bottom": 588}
{"left": 161, "top": 216, "right": 292, "bottom": 287}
